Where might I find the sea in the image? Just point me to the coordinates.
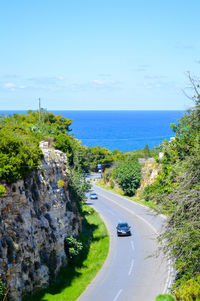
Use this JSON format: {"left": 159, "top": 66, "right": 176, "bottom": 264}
{"left": 0, "top": 110, "right": 184, "bottom": 152}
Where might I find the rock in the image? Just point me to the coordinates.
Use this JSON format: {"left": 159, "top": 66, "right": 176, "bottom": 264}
{"left": 0, "top": 144, "right": 82, "bottom": 300}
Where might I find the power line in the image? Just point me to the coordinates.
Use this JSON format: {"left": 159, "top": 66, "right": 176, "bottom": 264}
{"left": 38, "top": 98, "right": 41, "bottom": 121}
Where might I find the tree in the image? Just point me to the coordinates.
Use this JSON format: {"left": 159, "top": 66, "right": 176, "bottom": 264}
{"left": 113, "top": 160, "right": 141, "bottom": 196}
{"left": 143, "top": 144, "right": 151, "bottom": 158}
{"left": 0, "top": 124, "right": 42, "bottom": 183}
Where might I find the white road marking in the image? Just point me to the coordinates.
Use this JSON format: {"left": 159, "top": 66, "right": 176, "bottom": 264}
{"left": 128, "top": 259, "right": 134, "bottom": 276}
{"left": 131, "top": 240, "right": 135, "bottom": 251}
{"left": 113, "top": 289, "right": 123, "bottom": 301}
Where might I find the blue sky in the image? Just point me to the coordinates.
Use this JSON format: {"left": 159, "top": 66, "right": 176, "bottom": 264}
{"left": 0, "top": 0, "right": 200, "bottom": 110}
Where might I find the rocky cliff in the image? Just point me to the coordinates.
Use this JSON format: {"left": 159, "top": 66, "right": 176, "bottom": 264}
{"left": 136, "top": 159, "right": 161, "bottom": 196}
{"left": 0, "top": 142, "right": 82, "bottom": 300}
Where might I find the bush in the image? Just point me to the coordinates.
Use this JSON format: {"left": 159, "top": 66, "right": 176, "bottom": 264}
{"left": 0, "top": 185, "right": 6, "bottom": 197}
{"left": 68, "top": 169, "right": 91, "bottom": 203}
{"left": 103, "top": 168, "right": 112, "bottom": 184}
{"left": 57, "top": 179, "right": 65, "bottom": 188}
{"left": 64, "top": 236, "right": 83, "bottom": 263}
{"left": 110, "top": 179, "right": 115, "bottom": 189}
{"left": 113, "top": 160, "right": 141, "bottom": 196}
{"left": 0, "top": 280, "right": 6, "bottom": 301}
{"left": 174, "top": 274, "right": 200, "bottom": 301}
{"left": 55, "top": 133, "right": 74, "bottom": 166}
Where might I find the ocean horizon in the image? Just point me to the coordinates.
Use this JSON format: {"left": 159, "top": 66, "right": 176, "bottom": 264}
{"left": 0, "top": 110, "right": 184, "bottom": 152}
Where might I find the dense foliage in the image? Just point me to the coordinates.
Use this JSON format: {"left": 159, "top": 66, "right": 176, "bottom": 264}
{"left": 0, "top": 111, "right": 73, "bottom": 184}
{"left": 0, "top": 124, "right": 43, "bottom": 183}
{"left": 174, "top": 273, "right": 200, "bottom": 300}
{"left": 142, "top": 76, "right": 200, "bottom": 298}
{"left": 0, "top": 185, "right": 6, "bottom": 197}
{"left": 113, "top": 160, "right": 141, "bottom": 196}
{"left": 0, "top": 280, "right": 5, "bottom": 301}
{"left": 68, "top": 169, "right": 91, "bottom": 204}
{"left": 0, "top": 110, "right": 72, "bottom": 134}
{"left": 64, "top": 236, "right": 83, "bottom": 263}
{"left": 54, "top": 133, "right": 77, "bottom": 166}
{"left": 76, "top": 144, "right": 153, "bottom": 173}
{"left": 77, "top": 145, "right": 115, "bottom": 172}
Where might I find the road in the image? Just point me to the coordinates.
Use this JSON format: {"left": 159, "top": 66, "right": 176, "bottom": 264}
{"left": 77, "top": 183, "right": 173, "bottom": 301}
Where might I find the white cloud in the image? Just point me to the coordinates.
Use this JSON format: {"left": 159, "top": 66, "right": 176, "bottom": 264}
{"left": 92, "top": 79, "right": 116, "bottom": 86}
{"left": 3, "top": 82, "right": 16, "bottom": 88}
{"left": 57, "top": 76, "right": 64, "bottom": 81}
{"left": 29, "top": 76, "right": 65, "bottom": 84}
{"left": 131, "top": 64, "right": 149, "bottom": 72}
{"left": 144, "top": 74, "right": 167, "bottom": 80}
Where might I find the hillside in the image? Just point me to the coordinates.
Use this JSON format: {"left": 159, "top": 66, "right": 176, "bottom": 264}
{"left": 141, "top": 95, "right": 200, "bottom": 299}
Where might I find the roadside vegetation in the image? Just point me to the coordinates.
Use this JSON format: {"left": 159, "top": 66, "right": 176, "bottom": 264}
{"left": 143, "top": 76, "right": 200, "bottom": 300}
{"left": 154, "top": 295, "right": 175, "bottom": 301}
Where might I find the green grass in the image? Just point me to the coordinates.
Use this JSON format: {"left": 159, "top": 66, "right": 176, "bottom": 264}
{"left": 23, "top": 204, "right": 109, "bottom": 301}
{"left": 154, "top": 294, "right": 175, "bottom": 301}
{"left": 96, "top": 180, "right": 159, "bottom": 211}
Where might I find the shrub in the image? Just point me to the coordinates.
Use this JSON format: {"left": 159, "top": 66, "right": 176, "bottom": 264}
{"left": 103, "top": 167, "right": 113, "bottom": 184}
{"left": 55, "top": 133, "right": 74, "bottom": 165}
{"left": 57, "top": 179, "right": 65, "bottom": 188}
{"left": 0, "top": 280, "right": 6, "bottom": 301}
{"left": 0, "top": 185, "right": 6, "bottom": 197}
{"left": 68, "top": 169, "right": 91, "bottom": 203}
{"left": 110, "top": 179, "right": 115, "bottom": 189}
{"left": 64, "top": 236, "right": 83, "bottom": 263}
{"left": 174, "top": 274, "right": 200, "bottom": 301}
{"left": 113, "top": 160, "right": 141, "bottom": 196}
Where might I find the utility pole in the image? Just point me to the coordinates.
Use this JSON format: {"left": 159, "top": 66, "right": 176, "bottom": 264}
{"left": 38, "top": 98, "right": 41, "bottom": 121}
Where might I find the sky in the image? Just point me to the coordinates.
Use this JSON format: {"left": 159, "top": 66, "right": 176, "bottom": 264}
{"left": 0, "top": 0, "right": 200, "bottom": 110}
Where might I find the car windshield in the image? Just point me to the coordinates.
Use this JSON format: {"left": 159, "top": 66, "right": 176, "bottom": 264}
{"left": 118, "top": 223, "right": 129, "bottom": 229}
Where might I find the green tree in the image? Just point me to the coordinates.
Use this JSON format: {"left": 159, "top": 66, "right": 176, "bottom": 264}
{"left": 143, "top": 144, "right": 151, "bottom": 158}
{"left": 113, "top": 160, "right": 141, "bottom": 196}
{"left": 0, "top": 124, "right": 42, "bottom": 183}
{"left": 55, "top": 133, "right": 75, "bottom": 165}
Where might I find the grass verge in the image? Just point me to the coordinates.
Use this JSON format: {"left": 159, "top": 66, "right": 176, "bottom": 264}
{"left": 95, "top": 180, "right": 159, "bottom": 212}
{"left": 23, "top": 204, "right": 109, "bottom": 301}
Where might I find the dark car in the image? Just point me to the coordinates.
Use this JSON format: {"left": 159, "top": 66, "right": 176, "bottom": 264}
{"left": 116, "top": 222, "right": 131, "bottom": 236}
{"left": 90, "top": 192, "right": 98, "bottom": 199}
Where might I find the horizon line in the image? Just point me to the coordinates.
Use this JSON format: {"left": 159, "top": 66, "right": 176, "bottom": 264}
{"left": 0, "top": 109, "right": 186, "bottom": 112}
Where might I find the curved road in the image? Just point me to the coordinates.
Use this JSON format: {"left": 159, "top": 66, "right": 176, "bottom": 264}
{"left": 77, "top": 183, "right": 173, "bottom": 301}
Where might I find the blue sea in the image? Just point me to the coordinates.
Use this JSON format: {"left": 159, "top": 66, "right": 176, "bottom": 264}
{"left": 0, "top": 110, "right": 184, "bottom": 152}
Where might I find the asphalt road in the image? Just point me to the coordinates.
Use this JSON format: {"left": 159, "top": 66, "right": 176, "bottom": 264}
{"left": 77, "top": 183, "right": 173, "bottom": 301}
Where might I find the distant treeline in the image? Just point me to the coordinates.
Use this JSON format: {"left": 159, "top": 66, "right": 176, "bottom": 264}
{"left": 0, "top": 109, "right": 154, "bottom": 185}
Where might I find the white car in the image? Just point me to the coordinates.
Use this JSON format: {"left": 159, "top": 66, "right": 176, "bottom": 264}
{"left": 90, "top": 192, "right": 98, "bottom": 199}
